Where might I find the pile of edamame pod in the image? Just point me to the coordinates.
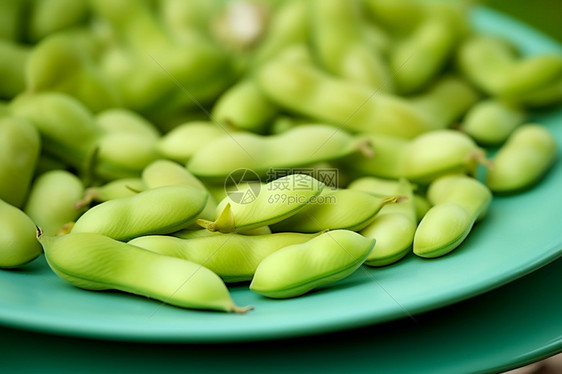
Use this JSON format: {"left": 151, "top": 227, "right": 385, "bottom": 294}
{"left": 1, "top": 0, "right": 561, "bottom": 314}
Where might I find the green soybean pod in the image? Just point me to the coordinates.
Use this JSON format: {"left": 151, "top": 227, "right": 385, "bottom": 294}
{"left": 340, "top": 134, "right": 408, "bottom": 180}
{"left": 142, "top": 159, "right": 217, "bottom": 221}
{"left": 459, "top": 100, "right": 526, "bottom": 146}
{"left": 363, "top": 0, "right": 424, "bottom": 36}
{"left": 95, "top": 132, "right": 160, "bottom": 180}
{"left": 24, "top": 170, "right": 85, "bottom": 236}
{"left": 409, "top": 75, "right": 480, "bottom": 130}
{"left": 188, "top": 124, "right": 372, "bottom": 180}
{"left": 0, "top": 199, "right": 43, "bottom": 268}
{"left": 26, "top": 0, "right": 89, "bottom": 42}
{"left": 256, "top": 51, "right": 434, "bottom": 138}
{"left": 251, "top": 0, "right": 309, "bottom": 65}
{"left": 250, "top": 230, "right": 375, "bottom": 298}
{"left": 39, "top": 231, "right": 251, "bottom": 313}
{"left": 75, "top": 178, "right": 146, "bottom": 209}
{"left": 157, "top": 121, "right": 227, "bottom": 164}
{"left": 360, "top": 179, "right": 417, "bottom": 266}
{"left": 96, "top": 108, "right": 160, "bottom": 140}
{"left": 390, "top": 9, "right": 459, "bottom": 94}
{"left": 0, "top": 40, "right": 29, "bottom": 99}
{"left": 401, "top": 129, "right": 488, "bottom": 184}
{"left": 413, "top": 174, "right": 492, "bottom": 258}
{"left": 0, "top": 0, "right": 26, "bottom": 41}
{"left": 71, "top": 185, "right": 208, "bottom": 241}
{"left": 25, "top": 30, "right": 120, "bottom": 112}
{"left": 0, "top": 117, "right": 41, "bottom": 208}
{"left": 10, "top": 92, "right": 102, "bottom": 171}
{"left": 198, "top": 174, "right": 324, "bottom": 233}
{"left": 309, "top": 0, "right": 391, "bottom": 91}
{"left": 486, "top": 124, "right": 557, "bottom": 193}
{"left": 211, "top": 79, "right": 278, "bottom": 134}
{"left": 172, "top": 225, "right": 272, "bottom": 239}
{"left": 129, "top": 231, "right": 318, "bottom": 282}
{"left": 270, "top": 188, "right": 400, "bottom": 233}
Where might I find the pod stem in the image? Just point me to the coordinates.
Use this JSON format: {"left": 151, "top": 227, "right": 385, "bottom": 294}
{"left": 381, "top": 195, "right": 407, "bottom": 205}
{"left": 357, "top": 139, "right": 375, "bottom": 158}
{"left": 467, "top": 149, "right": 494, "bottom": 170}
{"left": 231, "top": 305, "right": 254, "bottom": 314}
{"left": 74, "top": 188, "right": 99, "bottom": 210}
{"left": 196, "top": 219, "right": 217, "bottom": 232}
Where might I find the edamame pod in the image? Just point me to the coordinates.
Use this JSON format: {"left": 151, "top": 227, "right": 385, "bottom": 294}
{"left": 95, "top": 133, "right": 160, "bottom": 180}
{"left": 25, "top": 30, "right": 120, "bottom": 112}
{"left": 0, "top": 40, "right": 29, "bottom": 99}
{"left": 26, "top": 0, "right": 89, "bottom": 42}
{"left": 413, "top": 174, "right": 492, "bottom": 258}
{"left": 271, "top": 189, "right": 400, "bottom": 233}
{"left": 75, "top": 178, "right": 146, "bottom": 209}
{"left": 211, "top": 79, "right": 278, "bottom": 134}
{"left": 198, "top": 174, "right": 324, "bottom": 233}
{"left": 257, "top": 52, "right": 434, "bottom": 138}
{"left": 0, "top": 199, "right": 43, "bottom": 268}
{"left": 459, "top": 100, "right": 526, "bottom": 146}
{"left": 142, "top": 159, "right": 217, "bottom": 221}
{"left": 401, "top": 129, "right": 487, "bottom": 184}
{"left": 96, "top": 108, "right": 160, "bottom": 140}
{"left": 24, "top": 170, "right": 85, "bottom": 236}
{"left": 310, "top": 0, "right": 391, "bottom": 91}
{"left": 360, "top": 179, "right": 417, "bottom": 266}
{"left": 486, "top": 124, "right": 557, "bottom": 193}
{"left": 129, "top": 232, "right": 318, "bottom": 282}
{"left": 172, "top": 226, "right": 272, "bottom": 239}
{"left": 188, "top": 124, "right": 372, "bottom": 180}
{"left": 39, "top": 231, "right": 251, "bottom": 313}
{"left": 71, "top": 185, "right": 208, "bottom": 241}
{"left": 457, "top": 36, "right": 562, "bottom": 106}
{"left": 250, "top": 230, "right": 375, "bottom": 298}
{"left": 0, "top": 116, "right": 41, "bottom": 207}
{"left": 10, "top": 92, "right": 102, "bottom": 171}
{"left": 157, "top": 121, "right": 227, "bottom": 164}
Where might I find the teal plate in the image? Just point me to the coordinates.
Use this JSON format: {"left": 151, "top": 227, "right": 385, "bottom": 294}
{"left": 2, "top": 258, "right": 560, "bottom": 374}
{"left": 1, "top": 7, "right": 561, "bottom": 343}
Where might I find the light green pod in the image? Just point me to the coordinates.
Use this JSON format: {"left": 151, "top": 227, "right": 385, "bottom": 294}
{"left": 250, "top": 230, "right": 375, "bottom": 298}
{"left": 390, "top": 11, "right": 458, "bottom": 94}
{"left": 25, "top": 30, "right": 120, "bottom": 112}
{"left": 0, "top": 116, "right": 41, "bottom": 207}
{"left": 413, "top": 174, "right": 492, "bottom": 258}
{"left": 26, "top": 0, "right": 89, "bottom": 42}
{"left": 402, "top": 129, "right": 487, "bottom": 184}
{"left": 211, "top": 79, "right": 278, "bottom": 134}
{"left": 71, "top": 185, "right": 208, "bottom": 241}
{"left": 0, "top": 0, "right": 26, "bottom": 41}
{"left": 198, "top": 174, "right": 324, "bottom": 233}
{"left": 457, "top": 36, "right": 562, "bottom": 106}
{"left": 363, "top": 0, "right": 424, "bottom": 36}
{"left": 256, "top": 51, "right": 434, "bottom": 138}
{"left": 271, "top": 188, "right": 400, "bottom": 233}
{"left": 409, "top": 75, "right": 480, "bottom": 130}
{"left": 129, "top": 231, "right": 317, "bottom": 282}
{"left": 486, "top": 124, "right": 557, "bottom": 193}
{"left": 251, "top": 0, "right": 309, "bottom": 65}
{"left": 309, "top": 0, "right": 391, "bottom": 91}
{"left": 75, "top": 178, "right": 146, "bottom": 209}
{"left": 95, "top": 133, "right": 160, "bottom": 180}
{"left": 187, "top": 124, "right": 372, "bottom": 180}
{"left": 142, "top": 159, "right": 217, "bottom": 221}
{"left": 0, "top": 40, "right": 29, "bottom": 99}
{"left": 39, "top": 231, "right": 251, "bottom": 313}
{"left": 24, "top": 170, "right": 85, "bottom": 236}
{"left": 10, "top": 92, "right": 102, "bottom": 171}
{"left": 360, "top": 179, "right": 417, "bottom": 266}
{"left": 460, "top": 100, "right": 526, "bottom": 146}
{"left": 96, "top": 108, "right": 160, "bottom": 140}
{"left": 0, "top": 199, "right": 43, "bottom": 268}
{"left": 157, "top": 121, "right": 227, "bottom": 164}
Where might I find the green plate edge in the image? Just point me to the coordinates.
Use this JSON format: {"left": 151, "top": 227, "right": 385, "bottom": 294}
{"left": 0, "top": 6, "right": 561, "bottom": 343}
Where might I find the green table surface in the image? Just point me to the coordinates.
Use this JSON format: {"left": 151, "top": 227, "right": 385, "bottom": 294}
{"left": 1, "top": 257, "right": 560, "bottom": 374}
